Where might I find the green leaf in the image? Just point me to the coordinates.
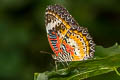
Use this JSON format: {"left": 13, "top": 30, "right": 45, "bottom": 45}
{"left": 34, "top": 44, "right": 120, "bottom": 80}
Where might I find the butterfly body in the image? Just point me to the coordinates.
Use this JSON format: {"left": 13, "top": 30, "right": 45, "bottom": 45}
{"left": 45, "top": 4, "right": 95, "bottom": 62}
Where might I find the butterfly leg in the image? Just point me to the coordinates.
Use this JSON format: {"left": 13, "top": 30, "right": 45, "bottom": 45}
{"left": 55, "top": 60, "right": 58, "bottom": 71}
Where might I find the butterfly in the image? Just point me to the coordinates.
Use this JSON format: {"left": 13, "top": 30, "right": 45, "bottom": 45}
{"left": 45, "top": 4, "right": 95, "bottom": 64}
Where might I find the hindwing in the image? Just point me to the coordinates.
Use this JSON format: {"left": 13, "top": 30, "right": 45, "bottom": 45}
{"left": 45, "top": 4, "right": 95, "bottom": 62}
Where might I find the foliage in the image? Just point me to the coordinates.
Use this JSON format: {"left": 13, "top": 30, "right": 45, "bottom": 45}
{"left": 34, "top": 43, "right": 120, "bottom": 80}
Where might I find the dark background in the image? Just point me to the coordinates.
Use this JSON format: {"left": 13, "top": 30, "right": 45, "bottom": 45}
{"left": 0, "top": 0, "right": 120, "bottom": 80}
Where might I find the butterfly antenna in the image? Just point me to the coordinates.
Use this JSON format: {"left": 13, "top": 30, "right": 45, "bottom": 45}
{"left": 40, "top": 51, "right": 52, "bottom": 55}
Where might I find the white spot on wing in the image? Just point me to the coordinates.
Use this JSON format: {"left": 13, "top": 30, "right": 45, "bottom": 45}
{"left": 66, "top": 34, "right": 87, "bottom": 59}
{"left": 46, "top": 19, "right": 61, "bottom": 33}
{"left": 67, "top": 38, "right": 81, "bottom": 56}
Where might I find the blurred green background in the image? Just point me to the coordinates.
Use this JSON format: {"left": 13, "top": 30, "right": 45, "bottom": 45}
{"left": 0, "top": 0, "right": 120, "bottom": 80}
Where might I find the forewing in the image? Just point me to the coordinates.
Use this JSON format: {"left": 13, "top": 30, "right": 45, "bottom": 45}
{"left": 45, "top": 5, "right": 72, "bottom": 59}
